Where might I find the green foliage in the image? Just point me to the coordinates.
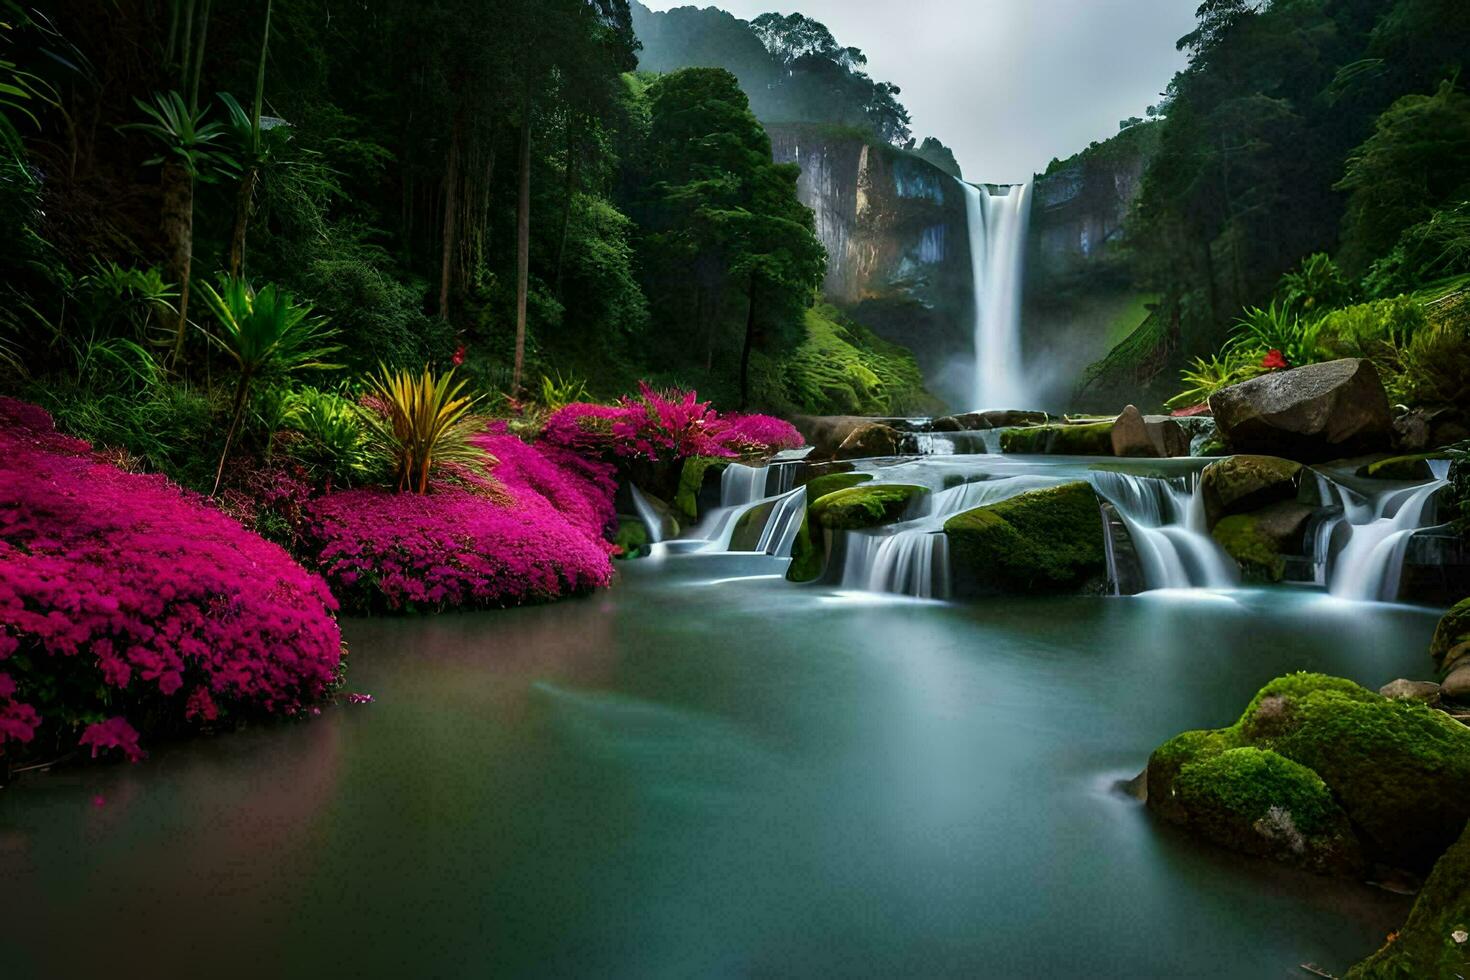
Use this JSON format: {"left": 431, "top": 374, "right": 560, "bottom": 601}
{"left": 1166, "top": 349, "right": 1266, "bottom": 409}
{"left": 1363, "top": 202, "right": 1470, "bottom": 299}
{"left": 1396, "top": 320, "right": 1470, "bottom": 407}
{"left": 362, "top": 365, "right": 488, "bottom": 494}
{"left": 277, "top": 386, "right": 376, "bottom": 488}
{"left": 124, "top": 90, "right": 237, "bottom": 181}
{"left": 1275, "top": 253, "right": 1353, "bottom": 320}
{"left": 536, "top": 371, "right": 591, "bottom": 412}
{"left": 1228, "top": 301, "right": 1326, "bottom": 367}
{"left": 195, "top": 278, "right": 339, "bottom": 383}
{"left": 1448, "top": 443, "right": 1470, "bottom": 538}
{"left": 1337, "top": 79, "right": 1470, "bottom": 274}
{"left": 752, "top": 304, "right": 931, "bottom": 416}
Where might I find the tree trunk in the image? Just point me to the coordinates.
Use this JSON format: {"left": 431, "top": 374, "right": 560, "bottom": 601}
{"left": 512, "top": 92, "right": 532, "bottom": 396}
{"left": 554, "top": 115, "right": 577, "bottom": 299}
{"left": 227, "top": 167, "right": 258, "bottom": 279}
{"left": 161, "top": 158, "right": 195, "bottom": 363}
{"left": 738, "top": 274, "right": 757, "bottom": 411}
{"left": 438, "top": 114, "right": 462, "bottom": 320}
{"left": 211, "top": 370, "right": 252, "bottom": 497}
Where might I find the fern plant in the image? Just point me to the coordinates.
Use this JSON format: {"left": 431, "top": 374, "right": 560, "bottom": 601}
{"left": 363, "top": 366, "right": 491, "bottom": 494}
{"left": 1228, "top": 301, "right": 1327, "bottom": 368}
{"left": 1166, "top": 349, "right": 1267, "bottom": 409}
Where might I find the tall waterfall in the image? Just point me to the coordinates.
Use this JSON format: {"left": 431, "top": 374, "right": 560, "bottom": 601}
{"left": 964, "top": 181, "right": 1033, "bottom": 410}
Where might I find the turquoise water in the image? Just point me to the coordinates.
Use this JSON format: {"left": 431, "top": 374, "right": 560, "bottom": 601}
{"left": 0, "top": 558, "right": 1441, "bottom": 978}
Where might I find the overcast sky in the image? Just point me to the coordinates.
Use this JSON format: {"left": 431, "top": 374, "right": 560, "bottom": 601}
{"left": 639, "top": 0, "right": 1199, "bottom": 182}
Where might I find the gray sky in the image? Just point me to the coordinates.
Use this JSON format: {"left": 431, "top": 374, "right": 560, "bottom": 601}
{"left": 639, "top": 0, "right": 1199, "bottom": 182}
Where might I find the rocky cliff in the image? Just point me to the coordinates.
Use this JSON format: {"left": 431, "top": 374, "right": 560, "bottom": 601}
{"left": 766, "top": 123, "right": 976, "bottom": 407}
{"left": 1023, "top": 123, "right": 1163, "bottom": 410}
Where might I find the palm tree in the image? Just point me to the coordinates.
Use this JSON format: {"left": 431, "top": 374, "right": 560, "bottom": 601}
{"left": 125, "top": 90, "right": 237, "bottom": 363}
{"left": 195, "top": 277, "right": 339, "bottom": 494}
{"left": 221, "top": 0, "right": 274, "bottom": 278}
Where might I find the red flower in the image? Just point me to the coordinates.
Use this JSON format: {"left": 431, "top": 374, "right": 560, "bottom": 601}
{"left": 451, "top": 346, "right": 466, "bottom": 367}
{"left": 1261, "top": 349, "right": 1289, "bottom": 370}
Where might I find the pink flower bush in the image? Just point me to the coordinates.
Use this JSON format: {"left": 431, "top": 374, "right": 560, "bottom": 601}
{"left": 542, "top": 382, "right": 803, "bottom": 462}
{"left": 0, "top": 398, "right": 344, "bottom": 764}
{"left": 302, "top": 425, "right": 617, "bottom": 612}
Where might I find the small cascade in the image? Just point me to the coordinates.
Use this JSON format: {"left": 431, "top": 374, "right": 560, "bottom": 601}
{"left": 721, "top": 463, "right": 770, "bottom": 507}
{"left": 909, "top": 431, "right": 993, "bottom": 456}
{"left": 1328, "top": 476, "right": 1448, "bottom": 601}
{"left": 629, "top": 485, "right": 665, "bottom": 544}
{"left": 964, "top": 181, "right": 1033, "bottom": 410}
{"left": 842, "top": 532, "right": 950, "bottom": 598}
{"left": 1090, "top": 471, "right": 1237, "bottom": 589}
{"left": 751, "top": 488, "right": 807, "bottom": 558}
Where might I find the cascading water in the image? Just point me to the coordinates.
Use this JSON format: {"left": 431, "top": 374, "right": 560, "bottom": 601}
{"left": 1089, "top": 471, "right": 1237, "bottom": 590}
{"left": 629, "top": 485, "right": 665, "bottom": 544}
{"left": 1327, "top": 461, "right": 1449, "bottom": 601}
{"left": 964, "top": 181, "right": 1033, "bottom": 410}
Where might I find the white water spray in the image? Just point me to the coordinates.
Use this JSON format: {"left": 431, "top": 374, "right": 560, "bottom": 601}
{"left": 964, "top": 181, "right": 1033, "bottom": 410}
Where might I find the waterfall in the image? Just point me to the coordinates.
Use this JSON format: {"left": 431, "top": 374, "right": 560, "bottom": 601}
{"left": 629, "top": 485, "right": 665, "bottom": 544}
{"left": 841, "top": 532, "right": 950, "bottom": 598}
{"left": 721, "top": 463, "right": 770, "bottom": 507}
{"left": 1090, "top": 471, "right": 1237, "bottom": 589}
{"left": 964, "top": 181, "right": 1033, "bottom": 410}
{"left": 1328, "top": 477, "right": 1447, "bottom": 601}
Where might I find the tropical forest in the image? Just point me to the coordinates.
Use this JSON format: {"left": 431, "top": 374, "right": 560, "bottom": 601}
{"left": 2, "top": 0, "right": 1470, "bottom": 976}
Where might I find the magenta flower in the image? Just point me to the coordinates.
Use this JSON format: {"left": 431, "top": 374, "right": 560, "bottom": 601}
{"left": 77, "top": 717, "right": 145, "bottom": 763}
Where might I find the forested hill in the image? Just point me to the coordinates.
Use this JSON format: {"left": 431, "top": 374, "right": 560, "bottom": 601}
{"left": 629, "top": 2, "right": 962, "bottom": 176}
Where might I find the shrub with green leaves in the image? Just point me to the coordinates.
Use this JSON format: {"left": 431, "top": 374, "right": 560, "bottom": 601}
{"left": 1166, "top": 349, "right": 1267, "bottom": 410}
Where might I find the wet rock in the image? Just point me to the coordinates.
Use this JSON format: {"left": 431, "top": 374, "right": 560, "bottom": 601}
{"left": 943, "top": 481, "right": 1107, "bottom": 594}
{"left": 787, "top": 473, "right": 874, "bottom": 583}
{"left": 1444, "top": 664, "right": 1470, "bottom": 703}
{"left": 1346, "top": 821, "right": 1470, "bottom": 979}
{"left": 1209, "top": 358, "right": 1393, "bottom": 461}
{"left": 1110, "top": 404, "right": 1191, "bottom": 458}
{"left": 1146, "top": 673, "right": 1470, "bottom": 875}
{"left": 1211, "top": 501, "right": 1316, "bottom": 582}
{"left": 930, "top": 410, "right": 1050, "bottom": 432}
{"left": 1432, "top": 599, "right": 1470, "bottom": 675}
{"left": 794, "top": 416, "right": 919, "bottom": 460}
{"left": 834, "top": 422, "right": 903, "bottom": 460}
{"left": 673, "top": 457, "right": 731, "bottom": 522}
{"left": 1394, "top": 406, "right": 1470, "bottom": 453}
{"left": 1200, "top": 455, "right": 1303, "bottom": 528}
{"left": 1379, "top": 679, "right": 1442, "bottom": 704}
{"left": 1000, "top": 420, "right": 1115, "bottom": 455}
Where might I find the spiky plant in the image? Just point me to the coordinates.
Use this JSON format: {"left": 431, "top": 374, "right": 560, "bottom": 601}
{"left": 195, "top": 277, "right": 338, "bottom": 494}
{"left": 363, "top": 366, "right": 491, "bottom": 494}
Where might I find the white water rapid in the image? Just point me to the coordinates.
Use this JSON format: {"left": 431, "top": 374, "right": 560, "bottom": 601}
{"left": 963, "top": 181, "right": 1033, "bottom": 410}
{"left": 1326, "top": 460, "right": 1450, "bottom": 601}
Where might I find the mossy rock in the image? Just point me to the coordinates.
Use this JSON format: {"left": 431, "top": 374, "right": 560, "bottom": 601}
{"left": 1347, "top": 820, "right": 1470, "bottom": 979}
{"left": 1357, "top": 454, "right": 1442, "bottom": 482}
{"left": 809, "top": 483, "right": 928, "bottom": 530}
{"left": 1200, "top": 454, "right": 1303, "bottom": 528}
{"left": 1210, "top": 501, "right": 1316, "bottom": 583}
{"left": 1431, "top": 598, "right": 1470, "bottom": 675}
{"left": 1171, "top": 747, "right": 1362, "bottom": 873}
{"left": 730, "top": 499, "right": 776, "bottom": 552}
{"left": 613, "top": 518, "right": 650, "bottom": 560}
{"left": 1000, "top": 420, "right": 1114, "bottom": 456}
{"left": 786, "top": 473, "right": 874, "bottom": 583}
{"left": 1147, "top": 672, "right": 1470, "bottom": 874}
{"left": 943, "top": 481, "right": 1106, "bottom": 593}
{"left": 674, "top": 456, "right": 731, "bottom": 522}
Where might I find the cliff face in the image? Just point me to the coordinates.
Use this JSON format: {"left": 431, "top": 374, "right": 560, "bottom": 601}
{"left": 1023, "top": 124, "right": 1162, "bottom": 410}
{"left": 767, "top": 124, "right": 975, "bottom": 406}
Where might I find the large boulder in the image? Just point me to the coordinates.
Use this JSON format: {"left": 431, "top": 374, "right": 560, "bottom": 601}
{"left": 1347, "top": 821, "right": 1470, "bottom": 979}
{"left": 1200, "top": 454, "right": 1303, "bottom": 528}
{"left": 1147, "top": 673, "right": 1470, "bottom": 874}
{"left": 943, "top": 481, "right": 1107, "bottom": 593}
{"left": 809, "top": 484, "right": 929, "bottom": 530}
{"left": 1111, "top": 404, "right": 1191, "bottom": 458}
{"left": 1208, "top": 358, "right": 1393, "bottom": 461}
{"left": 1211, "top": 501, "right": 1316, "bottom": 582}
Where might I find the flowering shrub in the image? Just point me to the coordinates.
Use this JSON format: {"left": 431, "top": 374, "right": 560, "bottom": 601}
{"left": 302, "top": 425, "right": 617, "bottom": 612}
{"left": 0, "top": 398, "right": 344, "bottom": 766}
{"left": 542, "top": 381, "right": 803, "bottom": 462}
{"left": 1261, "top": 348, "right": 1289, "bottom": 370}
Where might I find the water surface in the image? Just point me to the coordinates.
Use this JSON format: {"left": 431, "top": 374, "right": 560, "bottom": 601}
{"left": 0, "top": 559, "right": 1441, "bottom": 978}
